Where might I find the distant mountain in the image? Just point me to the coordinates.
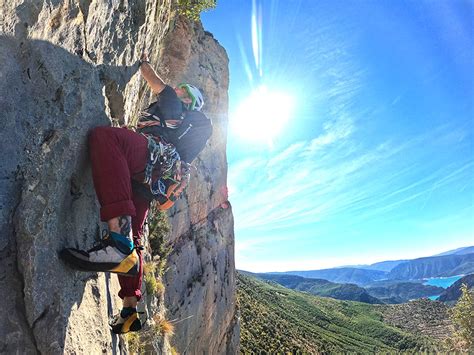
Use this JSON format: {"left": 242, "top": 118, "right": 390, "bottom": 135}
{"left": 237, "top": 272, "right": 442, "bottom": 353}
{"left": 365, "top": 282, "right": 444, "bottom": 304}
{"left": 275, "top": 268, "right": 388, "bottom": 286}
{"left": 265, "top": 248, "right": 474, "bottom": 288}
{"left": 251, "top": 272, "right": 383, "bottom": 304}
{"left": 388, "top": 253, "right": 474, "bottom": 280}
{"left": 448, "top": 261, "right": 474, "bottom": 276}
{"left": 342, "top": 246, "right": 474, "bottom": 272}
{"left": 437, "top": 274, "right": 474, "bottom": 303}
{"left": 363, "top": 260, "right": 409, "bottom": 272}
{"left": 435, "top": 246, "right": 474, "bottom": 256}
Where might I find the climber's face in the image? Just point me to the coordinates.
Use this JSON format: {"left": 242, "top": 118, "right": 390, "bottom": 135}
{"left": 174, "top": 87, "right": 193, "bottom": 105}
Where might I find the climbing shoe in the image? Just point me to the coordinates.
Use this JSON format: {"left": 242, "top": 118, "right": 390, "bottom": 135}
{"left": 60, "top": 233, "right": 139, "bottom": 277}
{"left": 109, "top": 308, "right": 144, "bottom": 334}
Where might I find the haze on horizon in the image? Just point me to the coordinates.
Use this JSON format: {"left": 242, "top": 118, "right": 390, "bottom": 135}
{"left": 202, "top": 0, "right": 474, "bottom": 273}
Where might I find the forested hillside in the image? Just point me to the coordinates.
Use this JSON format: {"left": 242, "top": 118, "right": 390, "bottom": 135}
{"left": 237, "top": 273, "right": 441, "bottom": 353}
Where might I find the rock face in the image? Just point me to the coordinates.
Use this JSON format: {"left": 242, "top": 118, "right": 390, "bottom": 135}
{"left": 0, "top": 1, "right": 237, "bottom": 353}
{"left": 156, "top": 19, "right": 239, "bottom": 355}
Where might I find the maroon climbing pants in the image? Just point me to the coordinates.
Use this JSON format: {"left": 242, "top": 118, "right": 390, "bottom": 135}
{"left": 89, "top": 126, "right": 150, "bottom": 301}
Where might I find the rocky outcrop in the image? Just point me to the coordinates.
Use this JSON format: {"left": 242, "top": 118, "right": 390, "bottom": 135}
{"left": 157, "top": 19, "right": 239, "bottom": 354}
{"left": 0, "top": 1, "right": 237, "bottom": 353}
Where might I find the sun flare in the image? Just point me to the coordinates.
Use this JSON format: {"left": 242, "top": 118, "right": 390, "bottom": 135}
{"left": 231, "top": 86, "right": 294, "bottom": 144}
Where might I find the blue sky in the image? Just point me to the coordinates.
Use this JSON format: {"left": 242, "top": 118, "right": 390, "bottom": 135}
{"left": 202, "top": 0, "right": 473, "bottom": 272}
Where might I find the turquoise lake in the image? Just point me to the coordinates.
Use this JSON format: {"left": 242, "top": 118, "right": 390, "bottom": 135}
{"left": 423, "top": 275, "right": 463, "bottom": 288}
{"left": 424, "top": 275, "right": 463, "bottom": 300}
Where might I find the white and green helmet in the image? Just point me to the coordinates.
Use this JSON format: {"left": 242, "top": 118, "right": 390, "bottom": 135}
{"left": 178, "top": 83, "right": 204, "bottom": 111}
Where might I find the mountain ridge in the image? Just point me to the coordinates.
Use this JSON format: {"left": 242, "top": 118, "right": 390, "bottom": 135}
{"left": 365, "top": 282, "right": 444, "bottom": 303}
{"left": 388, "top": 253, "right": 474, "bottom": 280}
{"left": 434, "top": 246, "right": 474, "bottom": 256}
{"left": 246, "top": 271, "right": 383, "bottom": 304}
{"left": 264, "top": 249, "right": 474, "bottom": 285}
{"left": 437, "top": 274, "right": 474, "bottom": 303}
{"left": 272, "top": 267, "right": 388, "bottom": 285}
{"left": 334, "top": 246, "right": 473, "bottom": 272}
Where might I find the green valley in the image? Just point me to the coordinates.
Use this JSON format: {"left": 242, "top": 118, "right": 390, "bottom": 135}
{"left": 250, "top": 272, "right": 383, "bottom": 304}
{"left": 238, "top": 272, "right": 448, "bottom": 353}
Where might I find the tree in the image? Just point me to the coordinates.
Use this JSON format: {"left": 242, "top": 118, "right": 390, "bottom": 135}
{"left": 177, "top": 0, "right": 216, "bottom": 21}
{"left": 447, "top": 283, "right": 474, "bottom": 352}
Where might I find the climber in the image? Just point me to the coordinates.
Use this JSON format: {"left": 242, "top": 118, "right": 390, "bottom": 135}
{"left": 60, "top": 51, "right": 211, "bottom": 334}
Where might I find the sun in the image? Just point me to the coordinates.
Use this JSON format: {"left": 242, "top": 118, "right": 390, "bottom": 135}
{"left": 231, "top": 85, "right": 294, "bottom": 144}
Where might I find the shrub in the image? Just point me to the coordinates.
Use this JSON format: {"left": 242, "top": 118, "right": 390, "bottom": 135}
{"left": 177, "top": 0, "right": 216, "bottom": 21}
{"left": 147, "top": 204, "right": 172, "bottom": 277}
{"left": 145, "top": 271, "right": 158, "bottom": 296}
{"left": 446, "top": 283, "right": 474, "bottom": 352}
{"left": 148, "top": 206, "right": 170, "bottom": 256}
{"left": 126, "top": 332, "right": 141, "bottom": 354}
{"left": 155, "top": 279, "right": 165, "bottom": 295}
{"left": 143, "top": 262, "right": 165, "bottom": 296}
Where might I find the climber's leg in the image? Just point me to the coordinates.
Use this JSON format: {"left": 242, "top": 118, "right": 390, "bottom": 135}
{"left": 60, "top": 127, "right": 149, "bottom": 276}
{"left": 88, "top": 126, "right": 148, "bottom": 221}
{"left": 111, "top": 193, "right": 150, "bottom": 334}
{"left": 123, "top": 296, "right": 138, "bottom": 308}
{"left": 117, "top": 193, "right": 149, "bottom": 302}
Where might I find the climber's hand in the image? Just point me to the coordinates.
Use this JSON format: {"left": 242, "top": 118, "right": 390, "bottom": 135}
{"left": 140, "top": 50, "right": 149, "bottom": 62}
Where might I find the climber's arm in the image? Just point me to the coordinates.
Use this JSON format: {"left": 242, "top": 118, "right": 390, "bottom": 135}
{"left": 140, "top": 52, "right": 166, "bottom": 94}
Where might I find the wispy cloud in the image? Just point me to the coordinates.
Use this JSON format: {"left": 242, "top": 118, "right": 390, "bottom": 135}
{"left": 237, "top": 233, "right": 474, "bottom": 273}
{"left": 238, "top": 254, "right": 395, "bottom": 273}
{"left": 229, "top": 125, "right": 473, "bottom": 234}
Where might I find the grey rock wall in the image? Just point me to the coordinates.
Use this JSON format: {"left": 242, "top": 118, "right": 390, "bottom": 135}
{"left": 157, "top": 19, "right": 240, "bottom": 354}
{"left": 0, "top": 32, "right": 127, "bottom": 355}
{"left": 0, "top": 1, "right": 237, "bottom": 354}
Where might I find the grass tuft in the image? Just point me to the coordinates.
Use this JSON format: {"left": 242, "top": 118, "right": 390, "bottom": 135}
{"left": 154, "top": 315, "right": 175, "bottom": 336}
{"left": 145, "top": 271, "right": 158, "bottom": 296}
{"left": 126, "top": 332, "right": 141, "bottom": 354}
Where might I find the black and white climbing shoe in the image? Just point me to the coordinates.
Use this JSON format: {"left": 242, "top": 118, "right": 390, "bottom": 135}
{"left": 60, "top": 234, "right": 139, "bottom": 277}
{"left": 109, "top": 310, "right": 144, "bottom": 334}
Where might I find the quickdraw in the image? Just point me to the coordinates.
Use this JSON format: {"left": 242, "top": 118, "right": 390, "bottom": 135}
{"left": 143, "top": 135, "right": 180, "bottom": 187}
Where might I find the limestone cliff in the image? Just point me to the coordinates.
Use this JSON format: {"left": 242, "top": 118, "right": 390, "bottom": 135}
{"left": 156, "top": 19, "right": 239, "bottom": 355}
{"left": 0, "top": 1, "right": 238, "bottom": 353}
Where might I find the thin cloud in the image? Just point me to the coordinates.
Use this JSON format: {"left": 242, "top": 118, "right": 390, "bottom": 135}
{"left": 230, "top": 124, "right": 473, "bottom": 234}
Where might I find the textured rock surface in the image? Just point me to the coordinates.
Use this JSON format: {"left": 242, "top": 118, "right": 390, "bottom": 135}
{"left": 157, "top": 19, "right": 240, "bottom": 354}
{"left": 0, "top": 1, "right": 237, "bottom": 354}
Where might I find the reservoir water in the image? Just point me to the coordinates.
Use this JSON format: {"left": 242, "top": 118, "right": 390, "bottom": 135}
{"left": 423, "top": 275, "right": 463, "bottom": 288}
{"left": 424, "top": 275, "right": 464, "bottom": 300}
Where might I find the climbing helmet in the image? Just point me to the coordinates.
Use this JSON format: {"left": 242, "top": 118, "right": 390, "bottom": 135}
{"left": 178, "top": 83, "right": 204, "bottom": 111}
